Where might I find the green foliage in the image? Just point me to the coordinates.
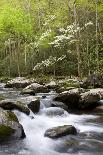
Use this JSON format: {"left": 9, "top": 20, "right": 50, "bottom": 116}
{"left": 0, "top": 0, "right": 103, "bottom": 77}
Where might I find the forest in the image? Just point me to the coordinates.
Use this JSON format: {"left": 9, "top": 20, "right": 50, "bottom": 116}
{"left": 0, "top": 0, "right": 103, "bottom": 78}
{"left": 0, "top": 1, "right": 103, "bottom": 155}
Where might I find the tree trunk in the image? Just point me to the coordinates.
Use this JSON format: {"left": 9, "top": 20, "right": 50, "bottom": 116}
{"left": 73, "top": 0, "right": 81, "bottom": 78}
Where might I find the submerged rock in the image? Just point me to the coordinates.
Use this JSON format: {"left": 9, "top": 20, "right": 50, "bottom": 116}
{"left": 28, "top": 99, "right": 40, "bottom": 113}
{"left": 93, "top": 105, "right": 103, "bottom": 114}
{"left": 54, "top": 88, "right": 85, "bottom": 109}
{"left": 0, "top": 99, "right": 30, "bottom": 115}
{"left": 41, "top": 107, "right": 67, "bottom": 116}
{"left": 5, "top": 77, "right": 32, "bottom": 88}
{"left": 0, "top": 108, "right": 25, "bottom": 142}
{"left": 51, "top": 101, "right": 68, "bottom": 111}
{"left": 44, "top": 125, "right": 77, "bottom": 139}
{"left": 21, "top": 83, "right": 49, "bottom": 95}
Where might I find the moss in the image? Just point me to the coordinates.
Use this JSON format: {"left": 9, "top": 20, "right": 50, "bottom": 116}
{"left": 0, "top": 125, "right": 14, "bottom": 136}
{"left": 61, "top": 81, "right": 80, "bottom": 88}
{"left": 0, "top": 95, "right": 5, "bottom": 101}
{"left": 0, "top": 77, "right": 12, "bottom": 83}
{"left": 7, "top": 111, "right": 18, "bottom": 122}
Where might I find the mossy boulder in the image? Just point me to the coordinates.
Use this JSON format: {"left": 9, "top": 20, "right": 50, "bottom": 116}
{"left": 21, "top": 83, "right": 49, "bottom": 95}
{"left": 55, "top": 78, "right": 80, "bottom": 93}
{"left": 46, "top": 81, "right": 58, "bottom": 89}
{"left": 5, "top": 77, "right": 32, "bottom": 88}
{"left": 0, "top": 99, "right": 30, "bottom": 115}
{"left": 44, "top": 125, "right": 77, "bottom": 139}
{"left": 0, "top": 108, "right": 25, "bottom": 142}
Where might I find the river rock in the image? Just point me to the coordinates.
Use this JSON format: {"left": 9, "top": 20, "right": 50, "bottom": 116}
{"left": 5, "top": 77, "right": 32, "bottom": 88}
{"left": 54, "top": 88, "right": 85, "bottom": 109}
{"left": 21, "top": 83, "right": 49, "bottom": 95}
{"left": 56, "top": 87, "right": 75, "bottom": 93}
{"left": 0, "top": 99, "right": 30, "bottom": 115}
{"left": 27, "top": 99, "right": 40, "bottom": 113}
{"left": 41, "top": 107, "right": 67, "bottom": 116}
{"left": 93, "top": 105, "right": 103, "bottom": 114}
{"left": 80, "top": 74, "right": 103, "bottom": 89}
{"left": 44, "top": 125, "right": 77, "bottom": 138}
{"left": 51, "top": 101, "right": 68, "bottom": 111}
{"left": 46, "top": 81, "right": 58, "bottom": 89}
{"left": 0, "top": 108, "right": 25, "bottom": 142}
{"left": 78, "top": 90, "right": 101, "bottom": 109}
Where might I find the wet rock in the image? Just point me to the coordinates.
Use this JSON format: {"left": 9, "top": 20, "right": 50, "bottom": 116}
{"left": 28, "top": 99, "right": 40, "bottom": 113}
{"left": 0, "top": 99, "right": 30, "bottom": 115}
{"left": 44, "top": 125, "right": 77, "bottom": 138}
{"left": 42, "top": 95, "right": 47, "bottom": 99}
{"left": 41, "top": 107, "right": 67, "bottom": 116}
{"left": 5, "top": 77, "right": 32, "bottom": 88}
{"left": 0, "top": 108, "right": 25, "bottom": 142}
{"left": 93, "top": 105, "right": 103, "bottom": 114}
{"left": 80, "top": 74, "right": 103, "bottom": 89}
{"left": 51, "top": 101, "right": 68, "bottom": 111}
{"left": 79, "top": 90, "right": 101, "bottom": 109}
{"left": 89, "top": 88, "right": 103, "bottom": 99}
{"left": 21, "top": 83, "right": 49, "bottom": 95}
{"left": 46, "top": 81, "right": 58, "bottom": 89}
{"left": 54, "top": 88, "right": 85, "bottom": 109}
{"left": 56, "top": 87, "right": 75, "bottom": 93}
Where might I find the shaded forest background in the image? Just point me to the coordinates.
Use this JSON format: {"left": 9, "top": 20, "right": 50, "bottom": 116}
{"left": 0, "top": 0, "right": 103, "bottom": 78}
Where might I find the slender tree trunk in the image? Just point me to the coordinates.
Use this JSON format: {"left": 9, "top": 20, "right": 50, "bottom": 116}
{"left": 95, "top": 0, "right": 99, "bottom": 72}
{"left": 17, "top": 36, "right": 21, "bottom": 77}
{"left": 86, "top": 39, "right": 90, "bottom": 76}
{"left": 73, "top": 0, "right": 81, "bottom": 78}
{"left": 8, "top": 39, "right": 12, "bottom": 77}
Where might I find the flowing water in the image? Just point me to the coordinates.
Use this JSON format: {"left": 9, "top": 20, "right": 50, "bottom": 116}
{"left": 0, "top": 83, "right": 103, "bottom": 155}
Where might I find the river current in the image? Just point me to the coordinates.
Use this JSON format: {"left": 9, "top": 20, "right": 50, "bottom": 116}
{"left": 0, "top": 83, "right": 103, "bottom": 155}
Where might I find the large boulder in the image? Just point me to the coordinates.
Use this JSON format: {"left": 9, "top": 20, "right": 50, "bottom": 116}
{"left": 0, "top": 99, "right": 30, "bottom": 115}
{"left": 80, "top": 74, "right": 103, "bottom": 89}
{"left": 21, "top": 83, "right": 49, "bottom": 95}
{"left": 41, "top": 107, "right": 67, "bottom": 116}
{"left": 0, "top": 108, "right": 25, "bottom": 142}
{"left": 54, "top": 88, "right": 85, "bottom": 109}
{"left": 78, "top": 89, "right": 102, "bottom": 109}
{"left": 27, "top": 99, "right": 40, "bottom": 113}
{"left": 5, "top": 77, "right": 32, "bottom": 88}
{"left": 44, "top": 125, "right": 77, "bottom": 139}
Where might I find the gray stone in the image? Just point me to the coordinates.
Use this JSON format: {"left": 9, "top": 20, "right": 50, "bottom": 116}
{"left": 44, "top": 125, "right": 77, "bottom": 138}
{"left": 54, "top": 88, "right": 85, "bottom": 109}
{"left": 0, "top": 108, "right": 25, "bottom": 142}
{"left": 0, "top": 99, "right": 30, "bottom": 115}
{"left": 28, "top": 99, "right": 40, "bottom": 113}
{"left": 21, "top": 83, "right": 49, "bottom": 95}
{"left": 5, "top": 77, "right": 32, "bottom": 88}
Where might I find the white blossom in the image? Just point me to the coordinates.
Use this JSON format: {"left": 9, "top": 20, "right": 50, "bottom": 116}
{"left": 85, "top": 21, "right": 93, "bottom": 27}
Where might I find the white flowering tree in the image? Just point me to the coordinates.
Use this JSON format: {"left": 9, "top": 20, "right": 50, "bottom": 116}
{"left": 33, "top": 55, "right": 66, "bottom": 76}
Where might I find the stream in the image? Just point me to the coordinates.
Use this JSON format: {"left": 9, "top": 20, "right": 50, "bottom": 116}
{"left": 0, "top": 83, "right": 103, "bottom": 155}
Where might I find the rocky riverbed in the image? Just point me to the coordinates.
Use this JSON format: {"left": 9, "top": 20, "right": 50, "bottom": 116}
{"left": 0, "top": 77, "right": 103, "bottom": 155}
